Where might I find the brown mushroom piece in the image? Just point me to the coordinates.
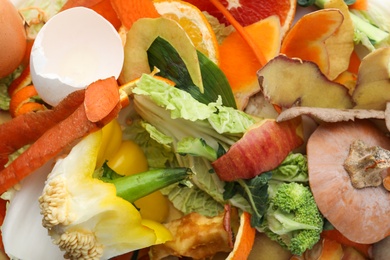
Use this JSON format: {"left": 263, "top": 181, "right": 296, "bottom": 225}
{"left": 307, "top": 119, "right": 390, "bottom": 244}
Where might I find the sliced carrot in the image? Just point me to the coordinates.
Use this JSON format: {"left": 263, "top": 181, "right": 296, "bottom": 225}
{"left": 84, "top": 76, "right": 120, "bottom": 123}
{"left": 0, "top": 89, "right": 85, "bottom": 170}
{"left": 60, "top": 0, "right": 121, "bottom": 30}
{"left": 349, "top": 0, "right": 368, "bottom": 10}
{"left": 0, "top": 78, "right": 120, "bottom": 194}
{"left": 110, "top": 0, "right": 160, "bottom": 30}
{"left": 209, "top": 0, "right": 267, "bottom": 67}
{"left": 321, "top": 229, "right": 371, "bottom": 257}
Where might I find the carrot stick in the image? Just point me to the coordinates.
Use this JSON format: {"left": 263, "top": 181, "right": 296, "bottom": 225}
{"left": 349, "top": 0, "right": 368, "bottom": 11}
{"left": 0, "top": 78, "right": 121, "bottom": 194}
{"left": 110, "top": 0, "right": 160, "bottom": 30}
{"left": 208, "top": 0, "right": 267, "bottom": 67}
{"left": 0, "top": 89, "right": 85, "bottom": 170}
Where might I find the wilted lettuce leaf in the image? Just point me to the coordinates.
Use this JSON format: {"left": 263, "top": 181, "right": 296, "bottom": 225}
{"left": 123, "top": 119, "right": 175, "bottom": 168}
{"left": 161, "top": 184, "right": 224, "bottom": 217}
{"left": 270, "top": 153, "right": 309, "bottom": 182}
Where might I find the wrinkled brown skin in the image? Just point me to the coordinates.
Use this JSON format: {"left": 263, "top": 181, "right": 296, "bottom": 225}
{"left": 307, "top": 120, "right": 390, "bottom": 244}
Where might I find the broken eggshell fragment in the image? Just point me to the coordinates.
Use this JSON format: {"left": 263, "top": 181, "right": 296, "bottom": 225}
{"left": 30, "top": 7, "right": 124, "bottom": 106}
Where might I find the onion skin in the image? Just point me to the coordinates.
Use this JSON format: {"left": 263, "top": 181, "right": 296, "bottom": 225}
{"left": 212, "top": 118, "right": 303, "bottom": 181}
{"left": 0, "top": 0, "right": 27, "bottom": 77}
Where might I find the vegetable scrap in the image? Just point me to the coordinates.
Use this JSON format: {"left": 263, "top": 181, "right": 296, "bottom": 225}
{"left": 307, "top": 120, "right": 390, "bottom": 245}
{"left": 218, "top": 15, "right": 282, "bottom": 110}
{"left": 1, "top": 0, "right": 390, "bottom": 259}
{"left": 39, "top": 130, "right": 190, "bottom": 259}
{"left": 0, "top": 89, "right": 85, "bottom": 171}
{"left": 149, "top": 211, "right": 232, "bottom": 259}
{"left": 276, "top": 106, "right": 386, "bottom": 123}
{"left": 212, "top": 118, "right": 304, "bottom": 181}
{"left": 0, "top": 77, "right": 120, "bottom": 194}
{"left": 344, "top": 139, "right": 390, "bottom": 189}
{"left": 281, "top": 9, "right": 345, "bottom": 79}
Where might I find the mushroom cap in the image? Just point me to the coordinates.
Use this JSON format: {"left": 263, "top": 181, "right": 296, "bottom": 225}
{"left": 307, "top": 120, "right": 390, "bottom": 244}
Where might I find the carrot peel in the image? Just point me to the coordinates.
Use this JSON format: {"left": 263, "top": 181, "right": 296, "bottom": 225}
{"left": 0, "top": 78, "right": 121, "bottom": 194}
{"left": 84, "top": 77, "right": 120, "bottom": 123}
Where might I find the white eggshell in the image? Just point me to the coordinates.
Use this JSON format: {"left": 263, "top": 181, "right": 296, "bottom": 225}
{"left": 30, "top": 7, "right": 124, "bottom": 106}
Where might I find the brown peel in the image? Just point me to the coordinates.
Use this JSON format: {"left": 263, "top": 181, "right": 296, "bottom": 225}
{"left": 276, "top": 106, "right": 385, "bottom": 123}
{"left": 322, "top": 0, "right": 355, "bottom": 80}
{"left": 257, "top": 55, "right": 354, "bottom": 109}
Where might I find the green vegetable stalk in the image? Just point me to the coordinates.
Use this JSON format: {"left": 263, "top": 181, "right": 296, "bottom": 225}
{"left": 105, "top": 167, "right": 191, "bottom": 203}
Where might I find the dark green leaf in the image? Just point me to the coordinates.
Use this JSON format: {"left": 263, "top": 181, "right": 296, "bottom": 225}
{"left": 147, "top": 36, "right": 236, "bottom": 108}
{"left": 224, "top": 172, "right": 272, "bottom": 227}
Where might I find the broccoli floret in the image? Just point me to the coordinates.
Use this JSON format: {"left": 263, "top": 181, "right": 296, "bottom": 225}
{"left": 260, "top": 182, "right": 324, "bottom": 256}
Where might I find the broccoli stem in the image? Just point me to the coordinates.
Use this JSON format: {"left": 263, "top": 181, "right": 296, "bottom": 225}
{"left": 105, "top": 167, "right": 191, "bottom": 203}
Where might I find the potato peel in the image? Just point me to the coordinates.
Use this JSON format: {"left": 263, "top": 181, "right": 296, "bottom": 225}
{"left": 277, "top": 106, "right": 385, "bottom": 123}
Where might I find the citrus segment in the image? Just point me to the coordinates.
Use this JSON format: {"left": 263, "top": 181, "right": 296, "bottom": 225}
{"left": 226, "top": 211, "right": 256, "bottom": 260}
{"left": 154, "top": 0, "right": 220, "bottom": 64}
{"left": 218, "top": 15, "right": 282, "bottom": 110}
{"left": 184, "top": 0, "right": 296, "bottom": 37}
